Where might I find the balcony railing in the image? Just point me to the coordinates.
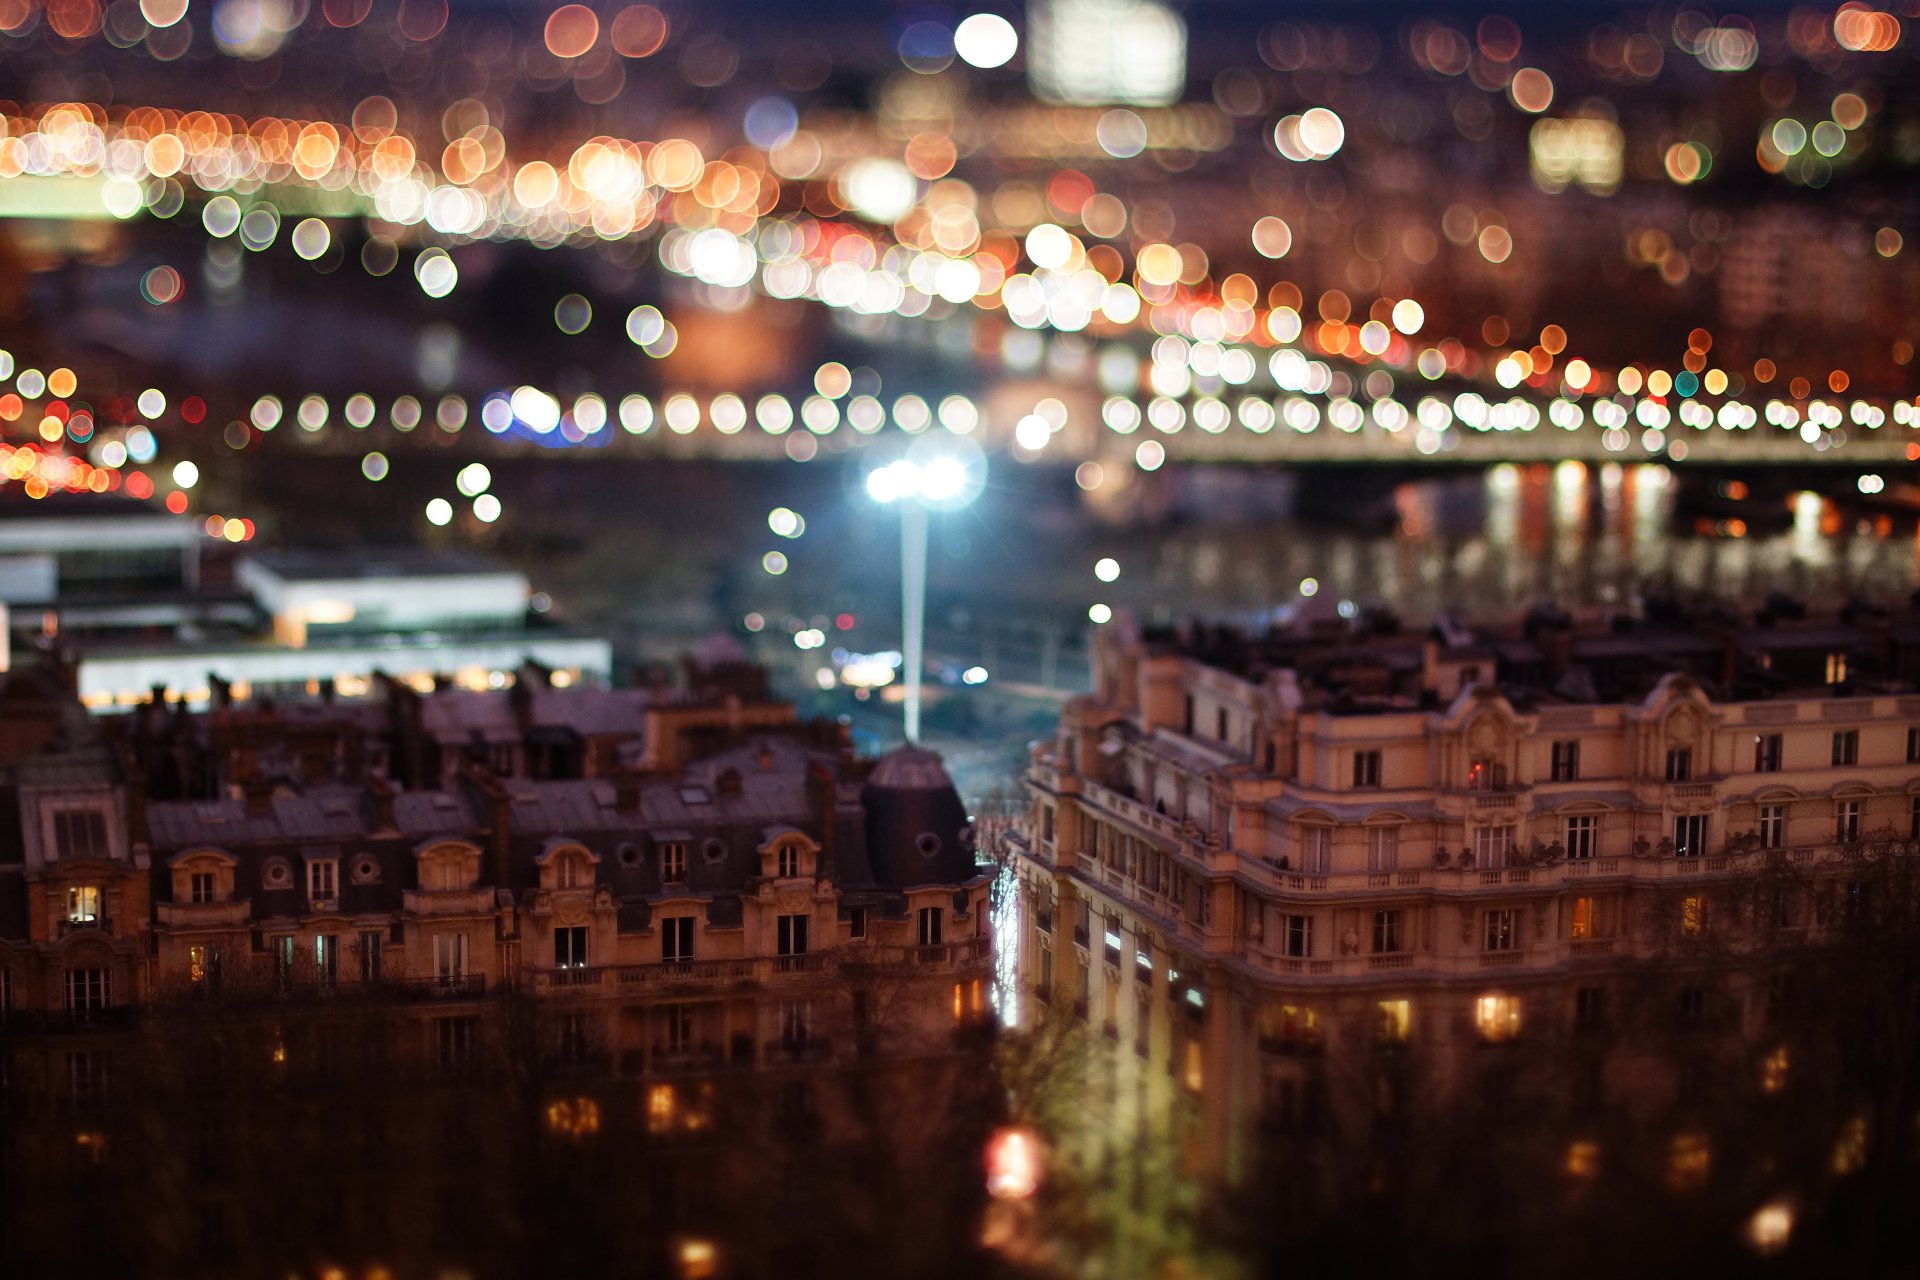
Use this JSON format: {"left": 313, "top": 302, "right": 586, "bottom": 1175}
{"left": 58, "top": 916, "right": 113, "bottom": 937}
{"left": 772, "top": 953, "right": 827, "bottom": 976}
{"left": 399, "top": 974, "right": 487, "bottom": 999}
{"left": 402, "top": 888, "right": 498, "bottom": 916}
{"left": 1368, "top": 953, "right": 1414, "bottom": 970}
{"left": 156, "top": 900, "right": 252, "bottom": 927}
{"left": 1478, "top": 952, "right": 1526, "bottom": 968}
{"left": 1567, "top": 937, "right": 1616, "bottom": 958}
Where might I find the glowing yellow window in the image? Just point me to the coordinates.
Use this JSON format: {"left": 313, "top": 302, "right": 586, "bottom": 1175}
{"left": 1832, "top": 1115, "right": 1866, "bottom": 1174}
{"left": 1680, "top": 896, "right": 1705, "bottom": 937}
{"left": 1565, "top": 1139, "right": 1599, "bottom": 1179}
{"left": 1376, "top": 999, "right": 1410, "bottom": 1043}
{"left": 647, "top": 1083, "right": 676, "bottom": 1134}
{"left": 1570, "top": 897, "right": 1595, "bottom": 940}
{"left": 1760, "top": 1045, "right": 1789, "bottom": 1094}
{"left": 1668, "top": 1133, "right": 1710, "bottom": 1190}
{"left": 188, "top": 945, "right": 209, "bottom": 985}
{"left": 1475, "top": 993, "right": 1521, "bottom": 1042}
{"left": 1182, "top": 1039, "right": 1204, "bottom": 1092}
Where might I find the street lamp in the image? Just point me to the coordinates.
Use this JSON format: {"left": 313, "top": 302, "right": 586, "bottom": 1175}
{"left": 863, "top": 438, "right": 986, "bottom": 744}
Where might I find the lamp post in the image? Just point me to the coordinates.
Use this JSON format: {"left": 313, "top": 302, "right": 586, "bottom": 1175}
{"left": 863, "top": 441, "right": 985, "bottom": 744}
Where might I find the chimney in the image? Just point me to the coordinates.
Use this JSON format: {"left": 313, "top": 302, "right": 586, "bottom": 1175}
{"left": 615, "top": 768, "right": 640, "bottom": 813}
{"left": 366, "top": 775, "right": 397, "bottom": 832}
{"left": 244, "top": 776, "right": 273, "bottom": 817}
{"left": 460, "top": 765, "right": 514, "bottom": 894}
{"left": 806, "top": 761, "right": 837, "bottom": 867}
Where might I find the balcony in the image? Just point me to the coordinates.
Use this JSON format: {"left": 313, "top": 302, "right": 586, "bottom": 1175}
{"left": 57, "top": 916, "right": 113, "bottom": 938}
{"left": 398, "top": 974, "right": 487, "bottom": 999}
{"left": 771, "top": 953, "right": 828, "bottom": 977}
{"left": 403, "top": 888, "right": 498, "bottom": 916}
{"left": 1478, "top": 952, "right": 1526, "bottom": 969}
{"left": 1669, "top": 782, "right": 1716, "bottom": 802}
{"left": 156, "top": 900, "right": 252, "bottom": 928}
{"left": 1567, "top": 938, "right": 1616, "bottom": 959}
{"left": 618, "top": 959, "right": 758, "bottom": 988}
{"left": 1565, "top": 857, "right": 1622, "bottom": 877}
{"left": 1368, "top": 953, "right": 1414, "bottom": 971}
{"left": 1469, "top": 791, "right": 1522, "bottom": 812}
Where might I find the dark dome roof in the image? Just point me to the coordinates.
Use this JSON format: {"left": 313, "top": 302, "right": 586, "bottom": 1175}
{"left": 866, "top": 746, "right": 955, "bottom": 791}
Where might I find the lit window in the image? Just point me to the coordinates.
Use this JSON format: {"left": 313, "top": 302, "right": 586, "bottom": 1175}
{"left": 66, "top": 885, "right": 101, "bottom": 924}
{"left": 1474, "top": 993, "right": 1521, "bottom": 1041}
{"left": 1681, "top": 896, "right": 1706, "bottom": 937}
{"left": 1825, "top": 651, "right": 1848, "bottom": 684}
{"left": 1182, "top": 1038, "right": 1203, "bottom": 1092}
{"left": 1565, "top": 1140, "right": 1599, "bottom": 1179}
{"left": 1760, "top": 1045, "right": 1789, "bottom": 1095}
{"left": 1376, "top": 999, "right": 1410, "bottom": 1043}
{"left": 647, "top": 1083, "right": 676, "bottom": 1134}
{"left": 1570, "top": 897, "right": 1596, "bottom": 940}
{"left": 1668, "top": 1133, "right": 1710, "bottom": 1191}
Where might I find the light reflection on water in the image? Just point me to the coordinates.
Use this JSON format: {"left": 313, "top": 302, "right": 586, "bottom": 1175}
{"left": 1142, "top": 464, "right": 1918, "bottom": 629}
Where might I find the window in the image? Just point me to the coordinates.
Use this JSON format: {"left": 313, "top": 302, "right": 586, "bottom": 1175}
{"left": 1673, "top": 814, "right": 1709, "bottom": 859}
{"left": 1832, "top": 730, "right": 1859, "bottom": 766}
{"left": 65, "top": 967, "right": 110, "bottom": 1012}
{"left": 1299, "top": 826, "right": 1332, "bottom": 874}
{"left": 554, "top": 926, "right": 588, "bottom": 969}
{"left": 1912, "top": 794, "right": 1920, "bottom": 842}
{"left": 777, "top": 846, "right": 799, "bottom": 878}
{"left": 1834, "top": 799, "right": 1862, "bottom": 843}
{"left": 433, "top": 932, "right": 467, "bottom": 986}
{"left": 1909, "top": 727, "right": 1920, "bottom": 764}
{"left": 1474, "top": 825, "right": 1514, "bottom": 869}
{"left": 189, "top": 871, "right": 216, "bottom": 904}
{"left": 1484, "top": 908, "right": 1519, "bottom": 952}
{"left": 1467, "top": 757, "right": 1506, "bottom": 791}
{"left": 662, "top": 1003, "right": 694, "bottom": 1054}
{"left": 1570, "top": 897, "right": 1596, "bottom": 939}
{"left": 308, "top": 859, "right": 337, "bottom": 904}
{"left": 1825, "top": 651, "right": 1848, "bottom": 684}
{"left": 1475, "top": 994, "right": 1522, "bottom": 1041}
{"left": 779, "top": 1000, "right": 811, "bottom": 1049}
{"left": 1371, "top": 909, "right": 1403, "bottom": 954}
{"left": 1550, "top": 740, "right": 1580, "bottom": 782}
{"left": 1352, "top": 750, "right": 1381, "bottom": 788}
{"left": 848, "top": 907, "right": 868, "bottom": 939}
{"left": 53, "top": 809, "right": 109, "bottom": 859}
{"left": 1680, "top": 895, "right": 1706, "bottom": 937}
{"left": 1564, "top": 815, "right": 1597, "bottom": 860}
{"left": 435, "top": 1017, "right": 475, "bottom": 1073}
{"left": 1678, "top": 985, "right": 1707, "bottom": 1028}
{"left": 918, "top": 906, "right": 944, "bottom": 946}
{"left": 1755, "top": 734, "right": 1783, "bottom": 773}
{"left": 274, "top": 936, "right": 295, "bottom": 990}
{"left": 662, "top": 917, "right": 695, "bottom": 964}
{"left": 0, "top": 967, "right": 10, "bottom": 1012}
{"left": 660, "top": 843, "right": 686, "bottom": 884}
{"left": 66, "top": 884, "right": 101, "bottom": 925}
{"left": 1377, "top": 999, "right": 1411, "bottom": 1043}
{"left": 1574, "top": 986, "right": 1607, "bottom": 1031}
{"left": 1665, "top": 748, "right": 1692, "bottom": 782}
{"left": 777, "top": 914, "right": 809, "bottom": 957}
{"left": 1759, "top": 803, "right": 1786, "bottom": 850}
{"left": 556, "top": 856, "right": 584, "bottom": 889}
{"left": 311, "top": 934, "right": 337, "bottom": 988}
{"left": 358, "top": 930, "right": 383, "bottom": 982}
{"left": 1216, "top": 707, "right": 1229, "bottom": 741}
{"left": 1282, "top": 914, "right": 1312, "bottom": 958}
{"left": 68, "top": 1050, "right": 107, "bottom": 1105}
{"left": 1366, "top": 827, "right": 1398, "bottom": 872}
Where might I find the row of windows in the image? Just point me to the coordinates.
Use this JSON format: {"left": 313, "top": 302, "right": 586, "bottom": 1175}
{"left": 1290, "top": 795, "right": 1917, "bottom": 869}
{"left": 1331, "top": 727, "right": 1913, "bottom": 791}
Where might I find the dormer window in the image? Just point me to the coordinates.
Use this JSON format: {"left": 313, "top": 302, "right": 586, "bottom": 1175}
{"left": 190, "top": 872, "right": 216, "bottom": 904}
{"left": 53, "top": 809, "right": 109, "bottom": 859}
{"left": 308, "top": 859, "right": 338, "bottom": 905}
{"left": 660, "top": 843, "right": 686, "bottom": 884}
{"left": 559, "top": 857, "right": 583, "bottom": 890}
{"left": 778, "top": 846, "right": 799, "bottom": 878}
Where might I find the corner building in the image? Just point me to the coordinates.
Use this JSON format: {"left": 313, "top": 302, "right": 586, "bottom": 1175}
{"left": 1008, "top": 606, "right": 1920, "bottom": 1269}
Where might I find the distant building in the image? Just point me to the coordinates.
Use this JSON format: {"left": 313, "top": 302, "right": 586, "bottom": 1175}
{"left": 0, "top": 497, "right": 611, "bottom": 708}
{"left": 1027, "top": 0, "right": 1186, "bottom": 107}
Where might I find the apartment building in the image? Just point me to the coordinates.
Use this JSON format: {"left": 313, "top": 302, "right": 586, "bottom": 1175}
{"left": 0, "top": 662, "right": 996, "bottom": 1277}
{"left": 1008, "top": 601, "right": 1920, "bottom": 1271}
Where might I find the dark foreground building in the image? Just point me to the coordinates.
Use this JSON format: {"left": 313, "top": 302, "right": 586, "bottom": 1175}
{"left": 0, "top": 661, "right": 999, "bottom": 1279}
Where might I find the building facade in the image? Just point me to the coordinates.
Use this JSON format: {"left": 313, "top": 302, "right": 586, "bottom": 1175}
{"left": 1007, "top": 606, "right": 1920, "bottom": 1273}
{"left": 0, "top": 664, "right": 997, "bottom": 1278}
